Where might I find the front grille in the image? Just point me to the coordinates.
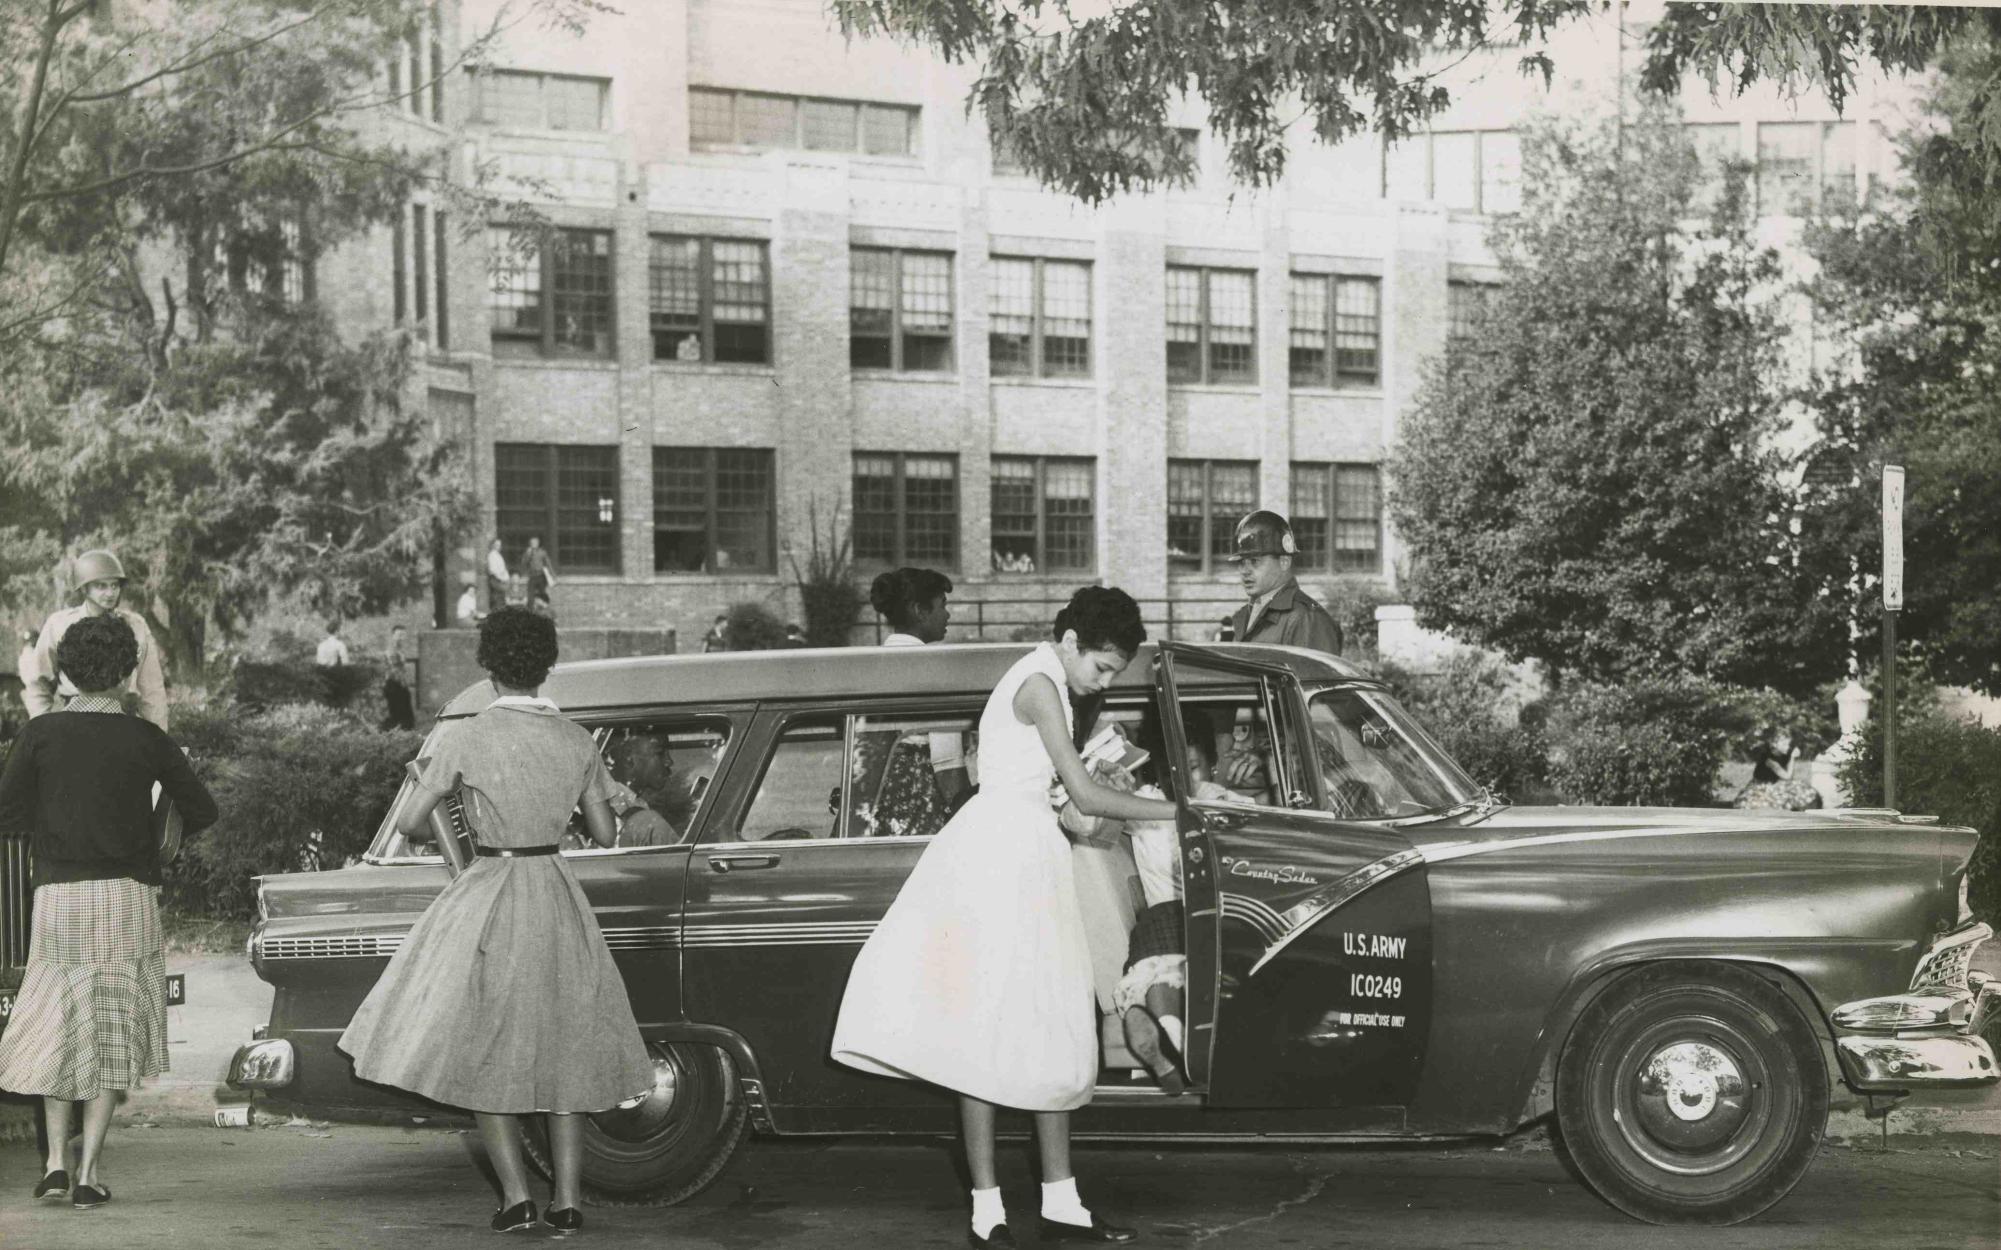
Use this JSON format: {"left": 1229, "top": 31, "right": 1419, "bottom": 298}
{"left": 2, "top": 835, "right": 30, "bottom": 972}
{"left": 260, "top": 934, "right": 405, "bottom": 960}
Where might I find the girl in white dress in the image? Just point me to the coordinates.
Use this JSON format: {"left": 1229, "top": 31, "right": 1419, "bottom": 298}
{"left": 832, "top": 587, "right": 1176, "bottom": 1247}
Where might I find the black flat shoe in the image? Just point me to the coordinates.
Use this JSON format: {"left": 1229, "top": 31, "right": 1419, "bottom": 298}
{"left": 33, "top": 1169, "right": 69, "bottom": 1200}
{"left": 967, "top": 1224, "right": 1017, "bottom": 1247}
{"left": 71, "top": 1183, "right": 110, "bottom": 1210}
{"left": 544, "top": 1206, "right": 583, "bottom": 1233}
{"left": 490, "top": 1200, "right": 538, "bottom": 1232}
{"left": 1038, "top": 1214, "right": 1137, "bottom": 1243}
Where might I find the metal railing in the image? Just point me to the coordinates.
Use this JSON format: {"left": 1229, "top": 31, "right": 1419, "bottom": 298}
{"left": 2, "top": 834, "right": 29, "bottom": 974}
{"left": 845, "top": 592, "right": 1250, "bottom": 645}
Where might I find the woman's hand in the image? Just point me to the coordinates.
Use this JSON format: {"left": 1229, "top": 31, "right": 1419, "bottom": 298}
{"left": 1016, "top": 675, "right": 1176, "bottom": 823}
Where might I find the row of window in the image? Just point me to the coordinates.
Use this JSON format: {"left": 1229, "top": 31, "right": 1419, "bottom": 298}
{"left": 483, "top": 228, "right": 1386, "bottom": 386}
{"left": 494, "top": 445, "right": 1382, "bottom": 579}
{"left": 392, "top": 203, "right": 452, "bottom": 349}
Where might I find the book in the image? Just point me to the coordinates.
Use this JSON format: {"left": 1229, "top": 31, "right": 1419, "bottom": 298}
{"left": 1082, "top": 723, "right": 1150, "bottom": 775}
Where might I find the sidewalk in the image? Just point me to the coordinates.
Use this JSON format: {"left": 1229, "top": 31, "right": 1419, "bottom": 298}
{"left": 111, "top": 944, "right": 2001, "bottom": 1136}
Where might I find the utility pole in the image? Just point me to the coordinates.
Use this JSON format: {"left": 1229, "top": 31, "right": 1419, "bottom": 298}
{"left": 1881, "top": 464, "right": 1904, "bottom": 808}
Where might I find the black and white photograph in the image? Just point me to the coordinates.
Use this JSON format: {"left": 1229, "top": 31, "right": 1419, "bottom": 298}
{"left": 0, "top": 1, "right": 1996, "bottom": 1246}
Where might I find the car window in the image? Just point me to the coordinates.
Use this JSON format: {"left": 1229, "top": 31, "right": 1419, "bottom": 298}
{"left": 1171, "top": 692, "right": 1285, "bottom": 806}
{"left": 848, "top": 711, "right": 980, "bottom": 838}
{"left": 1306, "top": 687, "right": 1475, "bottom": 819}
{"left": 561, "top": 720, "right": 731, "bottom": 852}
{"left": 368, "top": 721, "right": 458, "bottom": 860}
{"left": 734, "top": 717, "right": 845, "bottom": 842}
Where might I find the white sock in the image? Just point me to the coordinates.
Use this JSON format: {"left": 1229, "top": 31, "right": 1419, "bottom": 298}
{"left": 1160, "top": 1014, "right": 1185, "bottom": 1055}
{"left": 1041, "top": 1176, "right": 1092, "bottom": 1226}
{"left": 971, "top": 1186, "right": 1006, "bottom": 1238}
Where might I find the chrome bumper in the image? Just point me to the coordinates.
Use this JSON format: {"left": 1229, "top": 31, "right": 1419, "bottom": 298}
{"left": 1832, "top": 921, "right": 1999, "bottom": 1093}
{"left": 226, "top": 1038, "right": 297, "bottom": 1091}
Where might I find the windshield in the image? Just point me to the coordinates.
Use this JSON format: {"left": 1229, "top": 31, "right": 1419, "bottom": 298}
{"left": 1305, "top": 686, "right": 1479, "bottom": 819}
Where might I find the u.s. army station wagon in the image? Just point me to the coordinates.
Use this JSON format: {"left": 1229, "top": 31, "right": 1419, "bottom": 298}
{"left": 228, "top": 641, "right": 1997, "bottom": 1226}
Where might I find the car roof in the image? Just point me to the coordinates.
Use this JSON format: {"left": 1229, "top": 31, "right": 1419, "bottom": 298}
{"left": 438, "top": 641, "right": 1370, "bottom": 719}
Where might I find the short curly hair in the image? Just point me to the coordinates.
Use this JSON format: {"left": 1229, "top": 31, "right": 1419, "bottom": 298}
{"left": 57, "top": 613, "right": 139, "bottom": 694}
{"left": 869, "top": 567, "right": 953, "bottom": 632}
{"left": 1052, "top": 585, "right": 1146, "bottom": 659}
{"left": 476, "top": 606, "right": 559, "bottom": 689}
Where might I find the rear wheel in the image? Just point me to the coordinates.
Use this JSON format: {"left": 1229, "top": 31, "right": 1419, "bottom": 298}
{"left": 1555, "top": 961, "right": 1827, "bottom": 1225}
{"left": 522, "top": 1041, "right": 749, "bottom": 1207}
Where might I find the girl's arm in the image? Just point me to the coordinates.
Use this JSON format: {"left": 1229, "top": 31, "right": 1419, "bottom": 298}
{"left": 579, "top": 796, "right": 617, "bottom": 848}
{"left": 1017, "top": 674, "right": 1177, "bottom": 822}
{"left": 395, "top": 760, "right": 451, "bottom": 837}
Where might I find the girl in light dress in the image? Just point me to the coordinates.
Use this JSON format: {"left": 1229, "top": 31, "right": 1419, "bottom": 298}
{"left": 832, "top": 587, "right": 1176, "bottom": 1247}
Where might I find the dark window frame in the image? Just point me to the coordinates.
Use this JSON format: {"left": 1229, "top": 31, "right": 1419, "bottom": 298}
{"left": 688, "top": 87, "right": 919, "bottom": 157}
{"left": 1166, "top": 458, "right": 1259, "bottom": 575}
{"left": 990, "top": 455, "right": 1096, "bottom": 575}
{"left": 988, "top": 256, "right": 1093, "bottom": 379}
{"left": 648, "top": 235, "right": 772, "bottom": 365}
{"left": 1288, "top": 272, "right": 1381, "bottom": 388}
{"left": 1290, "top": 461, "right": 1383, "bottom": 575}
{"left": 493, "top": 442, "right": 623, "bottom": 575}
{"left": 850, "top": 247, "right": 955, "bottom": 373}
{"left": 651, "top": 446, "right": 777, "bottom": 575}
{"left": 1165, "top": 265, "right": 1258, "bottom": 386}
{"left": 486, "top": 224, "right": 616, "bottom": 359}
{"left": 852, "top": 451, "right": 961, "bottom": 570}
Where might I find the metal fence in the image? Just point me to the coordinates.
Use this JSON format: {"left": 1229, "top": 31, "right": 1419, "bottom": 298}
{"left": 2, "top": 834, "right": 29, "bottom": 973}
{"left": 845, "top": 592, "right": 1250, "bottom": 646}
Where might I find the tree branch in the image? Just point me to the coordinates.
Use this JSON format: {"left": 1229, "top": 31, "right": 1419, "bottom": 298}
{"left": 63, "top": 3, "right": 337, "bottom": 105}
{"left": 0, "top": 0, "right": 89, "bottom": 276}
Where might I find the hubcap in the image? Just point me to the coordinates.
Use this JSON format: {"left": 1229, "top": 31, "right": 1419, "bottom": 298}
{"left": 589, "top": 1045, "right": 685, "bottom": 1144}
{"left": 1614, "top": 1024, "right": 1771, "bottom": 1176}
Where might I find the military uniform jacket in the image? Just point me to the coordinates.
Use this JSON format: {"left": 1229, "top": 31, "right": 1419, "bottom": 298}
{"left": 1230, "top": 577, "right": 1344, "bottom": 656}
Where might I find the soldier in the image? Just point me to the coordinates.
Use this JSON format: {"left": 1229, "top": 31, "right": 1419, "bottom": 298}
{"left": 22, "top": 550, "right": 169, "bottom": 731}
{"left": 1226, "top": 510, "right": 1345, "bottom": 657}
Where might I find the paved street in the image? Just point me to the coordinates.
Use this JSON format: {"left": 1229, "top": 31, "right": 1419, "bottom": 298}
{"left": 0, "top": 1125, "right": 1993, "bottom": 1250}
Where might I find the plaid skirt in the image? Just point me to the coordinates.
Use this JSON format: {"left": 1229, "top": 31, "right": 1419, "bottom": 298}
{"left": 1125, "top": 900, "right": 1184, "bottom": 967}
{"left": 0, "top": 879, "right": 168, "bottom": 1100}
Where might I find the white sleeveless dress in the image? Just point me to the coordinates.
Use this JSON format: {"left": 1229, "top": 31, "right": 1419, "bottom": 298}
{"left": 831, "top": 643, "right": 1098, "bottom": 1111}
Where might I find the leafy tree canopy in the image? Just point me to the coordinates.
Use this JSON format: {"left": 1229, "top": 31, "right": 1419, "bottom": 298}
{"left": 1388, "top": 106, "right": 1845, "bottom": 698}
{"left": 836, "top": 0, "right": 2001, "bottom": 203}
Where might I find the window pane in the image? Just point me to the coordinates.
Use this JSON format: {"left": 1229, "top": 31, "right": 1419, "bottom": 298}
{"left": 740, "top": 719, "right": 844, "bottom": 842}
{"left": 1332, "top": 463, "right": 1381, "bottom": 573}
{"left": 1289, "top": 274, "right": 1329, "bottom": 387}
{"left": 1206, "top": 270, "right": 1255, "bottom": 383}
{"left": 900, "top": 253, "right": 953, "bottom": 372}
{"left": 989, "top": 257, "right": 1034, "bottom": 377}
{"left": 550, "top": 229, "right": 613, "bottom": 356}
{"left": 1757, "top": 121, "right": 1817, "bottom": 215}
{"left": 652, "top": 447, "right": 710, "bottom": 572}
{"left": 479, "top": 71, "right": 542, "bottom": 128}
{"left": 1448, "top": 282, "right": 1494, "bottom": 341}
{"left": 1479, "top": 131, "right": 1521, "bottom": 214}
{"left": 1432, "top": 132, "right": 1479, "bottom": 211}
{"left": 1208, "top": 463, "right": 1257, "bottom": 564}
{"left": 713, "top": 449, "right": 773, "bottom": 571}
{"left": 853, "top": 453, "right": 899, "bottom": 562}
{"left": 1385, "top": 136, "right": 1427, "bottom": 201}
{"left": 990, "top": 457, "right": 1038, "bottom": 570}
{"left": 737, "top": 93, "right": 797, "bottom": 147}
{"left": 802, "top": 99, "right": 858, "bottom": 151}
{"left": 1687, "top": 122, "right": 1742, "bottom": 212}
{"left": 689, "top": 88, "right": 734, "bottom": 146}
{"left": 1291, "top": 464, "right": 1330, "bottom": 572}
{"left": 649, "top": 235, "right": 702, "bottom": 361}
{"left": 545, "top": 77, "right": 606, "bottom": 131}
{"left": 849, "top": 712, "right": 975, "bottom": 839}
{"left": 488, "top": 226, "right": 541, "bottom": 339}
{"left": 1165, "top": 266, "right": 1203, "bottom": 383}
{"left": 850, "top": 249, "right": 894, "bottom": 368}
{"left": 1334, "top": 278, "right": 1379, "bottom": 380}
{"left": 902, "top": 454, "right": 958, "bottom": 566}
{"left": 1820, "top": 120, "right": 1857, "bottom": 206}
{"left": 597, "top": 722, "right": 732, "bottom": 844}
{"left": 1166, "top": 460, "right": 1206, "bottom": 571}
{"left": 1042, "top": 458, "right": 1094, "bottom": 571}
{"left": 556, "top": 445, "right": 620, "bottom": 572}
{"left": 861, "top": 104, "right": 915, "bottom": 156}
{"left": 711, "top": 240, "right": 769, "bottom": 363}
{"left": 1040, "top": 260, "right": 1090, "bottom": 377}
{"left": 494, "top": 444, "right": 550, "bottom": 557}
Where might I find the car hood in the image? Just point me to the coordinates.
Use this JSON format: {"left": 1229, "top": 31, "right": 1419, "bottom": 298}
{"left": 1400, "top": 803, "right": 1978, "bottom": 864}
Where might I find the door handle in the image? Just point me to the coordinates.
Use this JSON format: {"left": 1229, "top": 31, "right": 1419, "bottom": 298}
{"left": 707, "top": 854, "right": 780, "bottom": 873}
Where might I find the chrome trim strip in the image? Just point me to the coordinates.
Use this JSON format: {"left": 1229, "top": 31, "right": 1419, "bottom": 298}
{"left": 1247, "top": 848, "right": 1426, "bottom": 977}
{"left": 259, "top": 919, "right": 885, "bottom": 959}
{"left": 1836, "top": 1034, "right": 1998, "bottom": 1090}
{"left": 1420, "top": 825, "right": 1726, "bottom": 865}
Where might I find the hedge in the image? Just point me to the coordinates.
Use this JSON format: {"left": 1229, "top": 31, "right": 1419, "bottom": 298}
{"left": 1839, "top": 711, "right": 2001, "bottom": 927}
{"left": 1542, "top": 676, "right": 1738, "bottom": 808}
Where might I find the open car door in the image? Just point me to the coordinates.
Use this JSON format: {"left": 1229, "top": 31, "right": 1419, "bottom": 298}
{"left": 1155, "top": 643, "right": 1432, "bottom": 1112}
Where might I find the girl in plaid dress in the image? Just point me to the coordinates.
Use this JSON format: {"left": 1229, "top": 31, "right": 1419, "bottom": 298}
{"left": 0, "top": 614, "right": 217, "bottom": 1210}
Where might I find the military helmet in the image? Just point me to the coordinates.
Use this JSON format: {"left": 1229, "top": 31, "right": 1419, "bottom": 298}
{"left": 74, "top": 549, "right": 127, "bottom": 586}
{"left": 1231, "top": 510, "right": 1297, "bottom": 560}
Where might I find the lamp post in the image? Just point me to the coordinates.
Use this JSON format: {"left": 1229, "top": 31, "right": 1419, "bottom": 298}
{"left": 1881, "top": 464, "right": 1904, "bottom": 809}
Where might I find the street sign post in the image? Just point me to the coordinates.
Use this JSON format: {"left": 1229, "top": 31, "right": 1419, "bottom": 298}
{"left": 1882, "top": 465, "right": 1904, "bottom": 809}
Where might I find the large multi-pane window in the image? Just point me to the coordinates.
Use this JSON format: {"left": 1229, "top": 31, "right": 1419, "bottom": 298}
{"left": 1167, "top": 459, "right": 1257, "bottom": 573}
{"left": 1289, "top": 274, "right": 1380, "bottom": 387}
{"left": 1447, "top": 281, "right": 1498, "bottom": 343}
{"left": 648, "top": 236, "right": 770, "bottom": 364}
{"left": 1385, "top": 130, "right": 1521, "bottom": 214}
{"left": 1292, "top": 463, "right": 1382, "bottom": 574}
{"left": 851, "top": 249, "right": 954, "bottom": 372}
{"left": 689, "top": 88, "right": 918, "bottom": 157}
{"left": 989, "top": 257, "right": 1091, "bottom": 378}
{"left": 487, "top": 226, "right": 614, "bottom": 358}
{"left": 494, "top": 444, "right": 621, "bottom": 574}
{"left": 652, "top": 448, "right": 775, "bottom": 574}
{"left": 854, "top": 453, "right": 958, "bottom": 567}
{"left": 1166, "top": 266, "right": 1256, "bottom": 385}
{"left": 1756, "top": 121, "right": 1857, "bottom": 215}
{"left": 393, "top": 203, "right": 449, "bottom": 348}
{"left": 475, "top": 70, "right": 609, "bottom": 131}
{"left": 991, "top": 457, "right": 1094, "bottom": 574}
{"left": 1686, "top": 123, "right": 1744, "bottom": 212}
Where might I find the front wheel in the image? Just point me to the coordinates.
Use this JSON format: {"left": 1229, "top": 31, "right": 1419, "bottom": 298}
{"left": 522, "top": 1041, "right": 750, "bottom": 1207}
{"left": 1555, "top": 961, "right": 1828, "bottom": 1225}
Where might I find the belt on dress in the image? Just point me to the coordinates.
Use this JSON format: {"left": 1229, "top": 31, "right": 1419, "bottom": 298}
{"left": 474, "top": 844, "right": 561, "bottom": 858}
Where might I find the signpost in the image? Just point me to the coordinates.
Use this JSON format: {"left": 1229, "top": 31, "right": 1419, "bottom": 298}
{"left": 1882, "top": 465, "right": 1904, "bottom": 809}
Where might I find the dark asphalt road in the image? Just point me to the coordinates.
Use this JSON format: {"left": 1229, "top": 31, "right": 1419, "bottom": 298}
{"left": 0, "top": 1123, "right": 1994, "bottom": 1249}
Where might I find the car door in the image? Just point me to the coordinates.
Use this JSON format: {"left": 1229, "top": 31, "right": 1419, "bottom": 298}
{"left": 679, "top": 698, "right": 981, "bottom": 1119}
{"left": 1158, "top": 643, "right": 1434, "bottom": 1110}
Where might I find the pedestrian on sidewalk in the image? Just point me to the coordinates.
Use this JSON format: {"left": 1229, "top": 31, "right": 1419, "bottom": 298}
{"left": 485, "top": 538, "right": 510, "bottom": 613}
{"left": 381, "top": 624, "right": 416, "bottom": 732}
{"left": 338, "top": 607, "right": 653, "bottom": 1234}
{"left": 0, "top": 613, "right": 218, "bottom": 1211}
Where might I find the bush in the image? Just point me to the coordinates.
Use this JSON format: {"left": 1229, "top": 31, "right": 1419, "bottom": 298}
{"left": 1543, "top": 676, "right": 1737, "bottom": 807}
{"left": 1374, "top": 654, "right": 1550, "bottom": 802}
{"left": 789, "top": 501, "right": 863, "bottom": 646}
{"left": 164, "top": 703, "right": 420, "bottom": 919}
{"left": 1839, "top": 711, "right": 2001, "bottom": 927}
{"left": 723, "top": 600, "right": 788, "bottom": 651}
{"left": 1317, "top": 580, "right": 1400, "bottom": 658}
